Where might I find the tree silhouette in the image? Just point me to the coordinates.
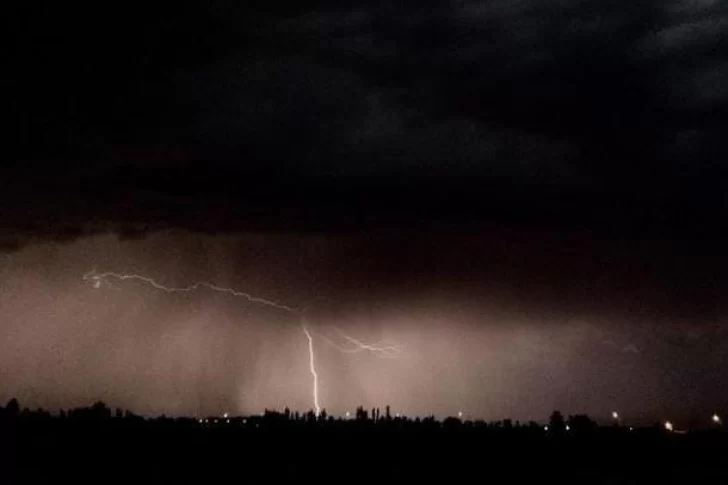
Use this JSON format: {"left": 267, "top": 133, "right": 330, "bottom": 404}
{"left": 91, "top": 401, "right": 111, "bottom": 419}
{"left": 568, "top": 414, "right": 597, "bottom": 434}
{"left": 356, "top": 406, "right": 368, "bottom": 421}
{"left": 549, "top": 410, "right": 565, "bottom": 433}
{"left": 5, "top": 398, "right": 19, "bottom": 417}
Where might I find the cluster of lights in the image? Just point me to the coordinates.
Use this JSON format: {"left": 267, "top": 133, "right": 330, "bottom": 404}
{"left": 609, "top": 411, "right": 723, "bottom": 431}
{"left": 197, "top": 408, "right": 728, "bottom": 432}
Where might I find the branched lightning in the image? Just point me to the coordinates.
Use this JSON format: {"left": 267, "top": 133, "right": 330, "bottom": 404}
{"left": 84, "top": 269, "right": 401, "bottom": 415}
{"left": 334, "top": 328, "right": 403, "bottom": 358}
{"left": 83, "top": 270, "right": 296, "bottom": 312}
{"left": 315, "top": 328, "right": 403, "bottom": 359}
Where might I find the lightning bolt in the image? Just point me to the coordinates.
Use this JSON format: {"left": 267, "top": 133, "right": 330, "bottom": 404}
{"left": 83, "top": 270, "right": 295, "bottom": 312}
{"left": 334, "top": 328, "right": 403, "bottom": 357}
{"left": 301, "top": 325, "right": 320, "bottom": 416}
{"left": 83, "top": 269, "right": 401, "bottom": 416}
{"left": 314, "top": 328, "right": 403, "bottom": 358}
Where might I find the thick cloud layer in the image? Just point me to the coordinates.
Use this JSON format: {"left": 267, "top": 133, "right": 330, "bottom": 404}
{"left": 4, "top": 0, "right": 728, "bottom": 246}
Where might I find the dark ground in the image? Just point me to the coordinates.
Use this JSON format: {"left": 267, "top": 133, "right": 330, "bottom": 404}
{"left": 3, "top": 410, "right": 727, "bottom": 484}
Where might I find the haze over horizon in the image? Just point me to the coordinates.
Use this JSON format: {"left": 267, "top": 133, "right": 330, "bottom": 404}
{"left": 2, "top": 230, "right": 726, "bottom": 424}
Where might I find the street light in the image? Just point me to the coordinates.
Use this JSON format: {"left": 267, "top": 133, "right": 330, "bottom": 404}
{"left": 612, "top": 411, "right": 619, "bottom": 420}
{"left": 664, "top": 421, "right": 674, "bottom": 432}
{"left": 712, "top": 414, "right": 721, "bottom": 425}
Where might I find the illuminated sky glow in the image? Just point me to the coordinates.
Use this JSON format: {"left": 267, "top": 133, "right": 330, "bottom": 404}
{"left": 1, "top": 232, "right": 726, "bottom": 423}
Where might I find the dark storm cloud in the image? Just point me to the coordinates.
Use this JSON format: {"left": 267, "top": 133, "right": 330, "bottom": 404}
{"left": 4, "top": 0, "right": 728, "bottom": 246}
{"left": 3, "top": 0, "right": 728, "bottom": 328}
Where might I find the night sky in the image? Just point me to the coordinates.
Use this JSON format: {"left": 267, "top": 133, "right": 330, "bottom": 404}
{"left": 2, "top": 0, "right": 728, "bottom": 423}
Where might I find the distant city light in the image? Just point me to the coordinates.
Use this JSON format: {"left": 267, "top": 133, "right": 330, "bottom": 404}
{"left": 664, "top": 421, "right": 674, "bottom": 432}
{"left": 565, "top": 425, "right": 570, "bottom": 431}
{"left": 458, "top": 411, "right": 463, "bottom": 419}
{"left": 544, "top": 425, "right": 549, "bottom": 431}
{"left": 226, "top": 419, "right": 230, "bottom": 424}
{"left": 612, "top": 411, "right": 619, "bottom": 420}
{"left": 345, "top": 411, "right": 351, "bottom": 419}
{"left": 223, "top": 412, "right": 229, "bottom": 419}
{"left": 242, "top": 419, "right": 247, "bottom": 425}
{"left": 712, "top": 414, "right": 721, "bottom": 424}
{"left": 629, "top": 427, "right": 634, "bottom": 431}
{"left": 198, "top": 418, "right": 203, "bottom": 424}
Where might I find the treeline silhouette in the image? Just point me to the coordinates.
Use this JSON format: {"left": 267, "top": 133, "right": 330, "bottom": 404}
{"left": 1, "top": 398, "right": 727, "bottom": 484}
{"left": 0, "top": 399, "right": 719, "bottom": 433}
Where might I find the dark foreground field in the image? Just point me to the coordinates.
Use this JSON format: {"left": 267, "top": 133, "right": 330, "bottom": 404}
{"left": 2, "top": 411, "right": 727, "bottom": 484}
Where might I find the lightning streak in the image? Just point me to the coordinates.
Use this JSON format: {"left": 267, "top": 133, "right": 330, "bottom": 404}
{"left": 335, "top": 328, "right": 403, "bottom": 357}
{"left": 83, "top": 270, "right": 295, "bottom": 312}
{"left": 301, "top": 325, "right": 320, "bottom": 415}
{"left": 84, "top": 269, "right": 401, "bottom": 415}
{"left": 315, "top": 329, "right": 403, "bottom": 358}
